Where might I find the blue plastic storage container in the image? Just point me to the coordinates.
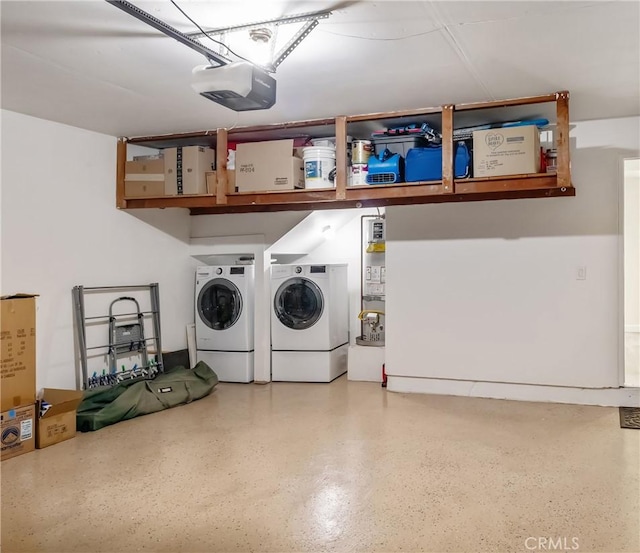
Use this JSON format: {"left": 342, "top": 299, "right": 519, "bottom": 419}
{"left": 405, "top": 142, "right": 471, "bottom": 182}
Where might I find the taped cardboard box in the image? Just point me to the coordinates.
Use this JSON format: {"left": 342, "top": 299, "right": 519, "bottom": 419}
{"left": 206, "top": 171, "right": 236, "bottom": 194}
{"left": 37, "top": 389, "right": 84, "bottom": 449}
{"left": 1, "top": 295, "right": 37, "bottom": 411}
{"left": 205, "top": 171, "right": 216, "bottom": 194}
{"left": 124, "top": 159, "right": 165, "bottom": 197}
{"left": 236, "top": 139, "right": 304, "bottom": 192}
{"left": 1, "top": 404, "right": 35, "bottom": 461}
{"left": 473, "top": 125, "right": 541, "bottom": 178}
{"left": 164, "top": 146, "right": 215, "bottom": 195}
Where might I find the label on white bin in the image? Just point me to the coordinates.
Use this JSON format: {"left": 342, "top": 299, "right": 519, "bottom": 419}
{"left": 351, "top": 164, "right": 368, "bottom": 186}
{"left": 306, "top": 160, "right": 321, "bottom": 179}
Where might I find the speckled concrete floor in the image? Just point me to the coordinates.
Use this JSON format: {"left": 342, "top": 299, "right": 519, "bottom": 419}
{"left": 2, "top": 378, "right": 639, "bottom": 553}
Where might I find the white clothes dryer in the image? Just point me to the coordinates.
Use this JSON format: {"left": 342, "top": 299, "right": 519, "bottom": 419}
{"left": 270, "top": 264, "right": 348, "bottom": 382}
{"left": 195, "top": 265, "right": 254, "bottom": 383}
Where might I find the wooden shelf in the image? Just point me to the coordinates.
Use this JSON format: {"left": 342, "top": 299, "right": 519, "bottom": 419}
{"left": 123, "top": 194, "right": 218, "bottom": 209}
{"left": 117, "top": 91, "right": 574, "bottom": 215}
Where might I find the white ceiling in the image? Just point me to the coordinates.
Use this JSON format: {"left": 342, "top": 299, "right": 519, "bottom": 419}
{"left": 2, "top": 1, "right": 639, "bottom": 138}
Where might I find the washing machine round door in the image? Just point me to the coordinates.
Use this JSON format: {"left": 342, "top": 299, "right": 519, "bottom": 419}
{"left": 197, "top": 278, "right": 243, "bottom": 330}
{"left": 274, "top": 277, "right": 324, "bottom": 330}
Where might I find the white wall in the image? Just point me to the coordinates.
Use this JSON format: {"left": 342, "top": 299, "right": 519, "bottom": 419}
{"left": 1, "top": 110, "right": 195, "bottom": 390}
{"left": 191, "top": 211, "right": 310, "bottom": 244}
{"left": 624, "top": 163, "right": 639, "bottom": 329}
{"left": 385, "top": 116, "right": 640, "bottom": 393}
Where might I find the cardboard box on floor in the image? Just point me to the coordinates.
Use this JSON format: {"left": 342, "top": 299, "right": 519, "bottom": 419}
{"left": 1, "top": 294, "right": 37, "bottom": 411}
{"left": 164, "top": 146, "right": 215, "bottom": 195}
{"left": 473, "top": 125, "right": 541, "bottom": 178}
{"left": 36, "top": 389, "right": 84, "bottom": 449}
{"left": 1, "top": 404, "right": 35, "bottom": 461}
{"left": 235, "top": 139, "right": 305, "bottom": 192}
{"left": 124, "top": 159, "right": 165, "bottom": 197}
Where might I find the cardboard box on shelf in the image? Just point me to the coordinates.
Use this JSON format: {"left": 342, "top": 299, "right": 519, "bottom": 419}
{"left": 124, "top": 159, "right": 165, "bottom": 197}
{"left": 228, "top": 170, "right": 236, "bottom": 193}
{"left": 206, "top": 171, "right": 236, "bottom": 194}
{"left": 204, "top": 171, "right": 216, "bottom": 194}
{"left": 205, "top": 171, "right": 215, "bottom": 194}
{"left": 236, "top": 139, "right": 305, "bottom": 192}
{"left": 124, "top": 181, "right": 165, "bottom": 197}
{"left": 473, "top": 125, "right": 541, "bottom": 178}
{"left": 1, "top": 404, "right": 35, "bottom": 461}
{"left": 36, "top": 389, "right": 84, "bottom": 449}
{"left": 164, "top": 146, "right": 215, "bottom": 196}
{"left": 1, "top": 295, "right": 37, "bottom": 411}
{"left": 132, "top": 154, "right": 163, "bottom": 162}
{"left": 125, "top": 159, "right": 164, "bottom": 175}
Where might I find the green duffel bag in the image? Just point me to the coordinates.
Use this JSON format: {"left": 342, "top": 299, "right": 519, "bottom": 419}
{"left": 77, "top": 361, "right": 218, "bottom": 432}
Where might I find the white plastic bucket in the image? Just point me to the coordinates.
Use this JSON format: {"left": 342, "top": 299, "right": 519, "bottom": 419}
{"left": 303, "top": 146, "right": 336, "bottom": 189}
{"left": 311, "top": 138, "right": 334, "bottom": 147}
{"left": 311, "top": 136, "right": 353, "bottom": 148}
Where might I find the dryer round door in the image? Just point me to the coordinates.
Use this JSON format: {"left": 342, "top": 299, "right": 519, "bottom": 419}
{"left": 197, "top": 278, "right": 243, "bottom": 330}
{"left": 274, "top": 277, "right": 324, "bottom": 330}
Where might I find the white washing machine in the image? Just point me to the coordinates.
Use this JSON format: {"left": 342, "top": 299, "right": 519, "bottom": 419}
{"left": 271, "top": 264, "right": 349, "bottom": 382}
{"left": 195, "top": 265, "right": 254, "bottom": 383}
